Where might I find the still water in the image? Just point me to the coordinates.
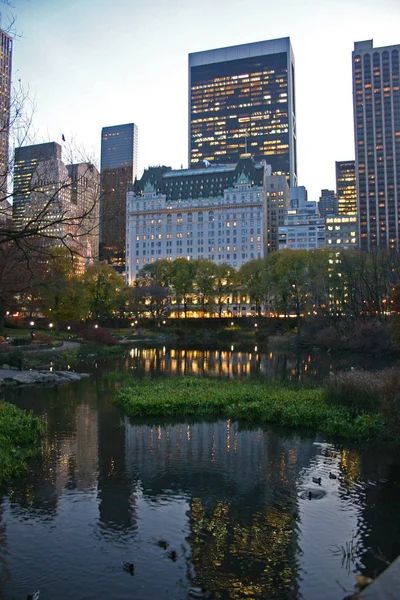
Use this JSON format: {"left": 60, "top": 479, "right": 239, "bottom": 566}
{"left": 0, "top": 346, "right": 399, "bottom": 600}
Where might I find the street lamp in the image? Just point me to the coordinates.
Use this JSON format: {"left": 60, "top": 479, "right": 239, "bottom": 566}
{"left": 29, "top": 321, "right": 35, "bottom": 327}
{"left": 94, "top": 324, "right": 99, "bottom": 329}
{"left": 49, "top": 323, "right": 53, "bottom": 329}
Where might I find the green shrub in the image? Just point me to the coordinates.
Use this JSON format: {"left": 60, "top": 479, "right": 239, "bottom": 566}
{"left": 111, "top": 376, "right": 386, "bottom": 440}
{"left": 0, "top": 400, "right": 44, "bottom": 485}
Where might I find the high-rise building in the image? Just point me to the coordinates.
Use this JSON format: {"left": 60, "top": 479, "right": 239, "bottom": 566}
{"left": 100, "top": 123, "right": 138, "bottom": 271}
{"left": 352, "top": 40, "right": 400, "bottom": 250}
{"left": 67, "top": 163, "right": 100, "bottom": 262}
{"left": 318, "top": 189, "right": 338, "bottom": 218}
{"left": 266, "top": 173, "right": 289, "bottom": 253}
{"left": 12, "top": 143, "right": 97, "bottom": 262}
{"left": 0, "top": 28, "right": 12, "bottom": 200}
{"left": 12, "top": 142, "right": 71, "bottom": 231}
{"left": 189, "top": 38, "right": 297, "bottom": 186}
{"left": 336, "top": 160, "right": 357, "bottom": 215}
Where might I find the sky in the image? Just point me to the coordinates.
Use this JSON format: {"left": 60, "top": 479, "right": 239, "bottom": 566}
{"left": 6, "top": 0, "right": 400, "bottom": 201}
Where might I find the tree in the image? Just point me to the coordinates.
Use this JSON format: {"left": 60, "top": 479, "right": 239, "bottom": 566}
{"left": 135, "top": 260, "right": 171, "bottom": 324}
{"left": 213, "top": 263, "right": 236, "bottom": 320}
{"left": 265, "top": 250, "right": 309, "bottom": 320}
{"left": 194, "top": 259, "right": 216, "bottom": 321}
{"left": 37, "top": 246, "right": 88, "bottom": 332}
{"left": 238, "top": 259, "right": 267, "bottom": 317}
{"left": 84, "top": 265, "right": 123, "bottom": 321}
{"left": 170, "top": 259, "right": 197, "bottom": 322}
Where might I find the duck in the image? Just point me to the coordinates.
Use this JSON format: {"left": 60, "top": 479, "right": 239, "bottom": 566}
{"left": 27, "top": 593, "right": 40, "bottom": 600}
{"left": 188, "top": 588, "right": 210, "bottom": 599}
{"left": 157, "top": 539, "right": 168, "bottom": 549}
{"left": 312, "top": 477, "right": 322, "bottom": 485}
{"left": 167, "top": 548, "right": 178, "bottom": 561}
{"left": 122, "top": 561, "right": 135, "bottom": 575}
{"left": 329, "top": 472, "right": 337, "bottom": 479}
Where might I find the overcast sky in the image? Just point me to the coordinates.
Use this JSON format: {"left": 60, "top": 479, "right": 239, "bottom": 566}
{"left": 7, "top": 0, "right": 400, "bottom": 200}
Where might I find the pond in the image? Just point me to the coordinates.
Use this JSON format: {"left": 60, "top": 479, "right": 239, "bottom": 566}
{"left": 0, "top": 345, "right": 399, "bottom": 600}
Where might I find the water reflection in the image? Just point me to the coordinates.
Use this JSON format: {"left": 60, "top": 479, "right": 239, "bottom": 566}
{"left": 119, "top": 345, "right": 399, "bottom": 383}
{"left": 0, "top": 380, "right": 399, "bottom": 599}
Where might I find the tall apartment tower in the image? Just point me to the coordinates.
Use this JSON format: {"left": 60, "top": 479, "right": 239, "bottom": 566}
{"left": 189, "top": 37, "right": 297, "bottom": 187}
{"left": 99, "top": 122, "right": 138, "bottom": 271}
{"left": 0, "top": 28, "right": 12, "bottom": 200}
{"left": 335, "top": 160, "right": 357, "bottom": 215}
{"left": 352, "top": 40, "right": 400, "bottom": 250}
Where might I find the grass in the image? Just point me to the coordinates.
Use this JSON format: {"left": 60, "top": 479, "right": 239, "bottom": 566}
{"left": 0, "top": 400, "right": 45, "bottom": 485}
{"left": 110, "top": 375, "right": 386, "bottom": 440}
{"left": 325, "top": 368, "right": 400, "bottom": 438}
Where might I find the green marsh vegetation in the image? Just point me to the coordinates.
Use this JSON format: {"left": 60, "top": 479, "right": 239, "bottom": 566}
{"left": 0, "top": 401, "right": 44, "bottom": 485}
{"left": 109, "top": 374, "right": 389, "bottom": 440}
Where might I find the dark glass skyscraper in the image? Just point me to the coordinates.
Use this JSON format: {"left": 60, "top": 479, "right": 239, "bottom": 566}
{"left": 189, "top": 38, "right": 297, "bottom": 186}
{"left": 100, "top": 123, "right": 138, "bottom": 269}
{"left": 353, "top": 40, "right": 400, "bottom": 250}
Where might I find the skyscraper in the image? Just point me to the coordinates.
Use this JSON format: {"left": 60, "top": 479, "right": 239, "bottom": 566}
{"left": 352, "top": 40, "right": 400, "bottom": 250}
{"left": 0, "top": 28, "right": 12, "bottom": 200}
{"left": 335, "top": 160, "right": 357, "bottom": 216}
{"left": 67, "top": 163, "right": 100, "bottom": 262}
{"left": 99, "top": 123, "right": 138, "bottom": 270}
{"left": 189, "top": 37, "right": 297, "bottom": 186}
{"left": 12, "top": 142, "right": 70, "bottom": 231}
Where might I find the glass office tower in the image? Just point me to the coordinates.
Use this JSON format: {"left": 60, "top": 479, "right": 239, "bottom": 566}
{"left": 335, "top": 160, "right": 357, "bottom": 216}
{"left": 100, "top": 122, "right": 138, "bottom": 270}
{"left": 189, "top": 38, "right": 297, "bottom": 187}
{"left": 353, "top": 40, "right": 400, "bottom": 250}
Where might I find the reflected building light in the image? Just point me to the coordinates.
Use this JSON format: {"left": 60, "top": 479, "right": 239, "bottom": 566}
{"left": 255, "top": 345, "right": 258, "bottom": 352}
{"left": 162, "top": 346, "right": 166, "bottom": 355}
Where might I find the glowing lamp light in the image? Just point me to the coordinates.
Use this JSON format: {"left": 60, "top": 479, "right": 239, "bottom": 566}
{"left": 67, "top": 326, "right": 71, "bottom": 330}
{"left": 162, "top": 320, "right": 166, "bottom": 325}
{"left": 94, "top": 324, "right": 99, "bottom": 329}
{"left": 29, "top": 321, "right": 35, "bottom": 327}
{"left": 49, "top": 323, "right": 53, "bottom": 329}
{"left": 254, "top": 323, "right": 258, "bottom": 328}
{"left": 231, "top": 321, "right": 234, "bottom": 326}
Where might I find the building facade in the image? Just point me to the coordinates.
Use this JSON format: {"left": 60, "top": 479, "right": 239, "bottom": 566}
{"left": 326, "top": 215, "right": 358, "bottom": 249}
{"left": 67, "top": 163, "right": 100, "bottom": 261}
{"left": 278, "top": 186, "right": 325, "bottom": 250}
{"left": 335, "top": 160, "right": 357, "bottom": 215}
{"left": 189, "top": 38, "right": 297, "bottom": 186}
{"left": 12, "top": 142, "right": 71, "bottom": 232}
{"left": 318, "top": 189, "right": 338, "bottom": 218}
{"left": 13, "top": 142, "right": 98, "bottom": 262}
{"left": 0, "top": 28, "right": 12, "bottom": 201}
{"left": 352, "top": 40, "right": 400, "bottom": 250}
{"left": 100, "top": 123, "right": 138, "bottom": 271}
{"left": 266, "top": 173, "right": 289, "bottom": 252}
{"left": 126, "top": 156, "right": 268, "bottom": 284}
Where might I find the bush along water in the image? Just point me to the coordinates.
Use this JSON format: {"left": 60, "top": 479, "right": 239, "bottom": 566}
{"left": 0, "top": 400, "right": 45, "bottom": 485}
{"left": 324, "top": 367, "right": 400, "bottom": 438}
{"left": 111, "top": 376, "right": 387, "bottom": 440}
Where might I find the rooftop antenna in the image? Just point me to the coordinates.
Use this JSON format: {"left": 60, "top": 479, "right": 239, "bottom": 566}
{"left": 244, "top": 130, "right": 249, "bottom": 154}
